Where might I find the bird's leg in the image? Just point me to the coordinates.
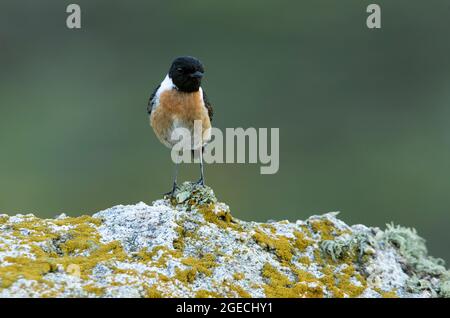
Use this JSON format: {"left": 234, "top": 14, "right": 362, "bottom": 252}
{"left": 195, "top": 146, "right": 205, "bottom": 186}
{"left": 164, "top": 161, "right": 179, "bottom": 197}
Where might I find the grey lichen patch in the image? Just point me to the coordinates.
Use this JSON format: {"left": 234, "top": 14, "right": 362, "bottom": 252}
{"left": 380, "top": 223, "right": 449, "bottom": 297}
{"left": 381, "top": 224, "right": 446, "bottom": 274}
{"left": 439, "top": 276, "right": 450, "bottom": 298}
{"left": 0, "top": 186, "right": 448, "bottom": 298}
{"left": 320, "top": 232, "right": 376, "bottom": 262}
{"left": 169, "top": 182, "right": 217, "bottom": 207}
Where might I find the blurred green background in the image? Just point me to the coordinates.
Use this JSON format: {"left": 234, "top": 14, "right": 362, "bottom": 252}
{"left": 1, "top": 0, "right": 449, "bottom": 262}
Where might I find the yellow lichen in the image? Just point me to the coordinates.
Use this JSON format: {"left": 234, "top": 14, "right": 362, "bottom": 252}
{"left": 380, "top": 290, "right": 398, "bottom": 298}
{"left": 336, "top": 268, "right": 366, "bottom": 297}
{"left": 158, "top": 274, "right": 170, "bottom": 282}
{"left": 261, "top": 263, "right": 323, "bottom": 298}
{"left": 113, "top": 268, "right": 139, "bottom": 276}
{"left": 172, "top": 226, "right": 186, "bottom": 251}
{"left": 298, "top": 256, "right": 311, "bottom": 265}
{"left": 0, "top": 215, "right": 9, "bottom": 224}
{"left": 145, "top": 285, "right": 163, "bottom": 298}
{"left": 0, "top": 214, "right": 128, "bottom": 289}
{"left": 233, "top": 272, "right": 245, "bottom": 280}
{"left": 181, "top": 254, "right": 217, "bottom": 276}
{"left": 293, "top": 231, "right": 312, "bottom": 252}
{"left": 199, "top": 205, "right": 240, "bottom": 230}
{"left": 58, "top": 223, "right": 102, "bottom": 255}
{"left": 309, "top": 219, "right": 341, "bottom": 241}
{"left": 195, "top": 289, "right": 222, "bottom": 298}
{"left": 11, "top": 220, "right": 58, "bottom": 242}
{"left": 52, "top": 215, "right": 102, "bottom": 227}
{"left": 253, "top": 230, "right": 293, "bottom": 263}
{"left": 83, "top": 284, "right": 105, "bottom": 296}
{"left": 261, "top": 224, "right": 276, "bottom": 234}
{"left": 135, "top": 246, "right": 181, "bottom": 269}
{"left": 0, "top": 205, "right": 374, "bottom": 299}
{"left": 175, "top": 268, "right": 197, "bottom": 283}
{"left": 174, "top": 254, "right": 217, "bottom": 284}
{"left": 0, "top": 256, "right": 57, "bottom": 288}
{"left": 223, "top": 281, "right": 252, "bottom": 298}
{"left": 319, "top": 263, "right": 367, "bottom": 298}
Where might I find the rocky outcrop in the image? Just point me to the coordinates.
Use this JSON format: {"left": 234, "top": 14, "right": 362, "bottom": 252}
{"left": 0, "top": 182, "right": 448, "bottom": 298}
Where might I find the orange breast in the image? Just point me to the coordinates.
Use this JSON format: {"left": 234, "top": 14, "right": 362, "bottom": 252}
{"left": 150, "top": 89, "right": 211, "bottom": 149}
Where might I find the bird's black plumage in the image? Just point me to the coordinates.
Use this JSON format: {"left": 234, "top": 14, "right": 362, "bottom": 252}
{"left": 202, "top": 89, "right": 213, "bottom": 122}
{"left": 147, "top": 84, "right": 160, "bottom": 115}
{"left": 169, "top": 56, "right": 204, "bottom": 93}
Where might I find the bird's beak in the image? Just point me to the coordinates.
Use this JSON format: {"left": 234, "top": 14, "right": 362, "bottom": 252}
{"left": 190, "top": 71, "right": 204, "bottom": 79}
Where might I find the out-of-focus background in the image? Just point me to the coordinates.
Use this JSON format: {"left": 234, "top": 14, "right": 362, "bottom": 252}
{"left": 1, "top": 0, "right": 449, "bottom": 262}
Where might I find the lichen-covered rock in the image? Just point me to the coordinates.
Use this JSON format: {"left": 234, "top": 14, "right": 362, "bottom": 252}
{"left": 0, "top": 182, "right": 448, "bottom": 298}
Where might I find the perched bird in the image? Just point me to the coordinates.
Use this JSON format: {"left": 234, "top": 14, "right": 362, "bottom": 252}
{"left": 147, "top": 56, "right": 213, "bottom": 196}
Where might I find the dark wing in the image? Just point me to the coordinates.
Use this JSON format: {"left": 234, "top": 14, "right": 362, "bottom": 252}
{"left": 147, "top": 84, "right": 160, "bottom": 115}
{"left": 202, "top": 89, "right": 213, "bottom": 122}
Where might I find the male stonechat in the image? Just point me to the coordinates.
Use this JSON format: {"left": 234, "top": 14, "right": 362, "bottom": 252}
{"left": 147, "top": 56, "right": 213, "bottom": 196}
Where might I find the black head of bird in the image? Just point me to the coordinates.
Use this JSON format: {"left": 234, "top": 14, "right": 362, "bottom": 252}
{"left": 168, "top": 56, "right": 205, "bottom": 93}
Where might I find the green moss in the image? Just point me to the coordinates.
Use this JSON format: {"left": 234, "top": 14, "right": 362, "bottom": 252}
{"left": 253, "top": 230, "right": 293, "bottom": 263}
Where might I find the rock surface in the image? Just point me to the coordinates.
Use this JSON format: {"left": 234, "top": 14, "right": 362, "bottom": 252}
{"left": 0, "top": 182, "right": 449, "bottom": 298}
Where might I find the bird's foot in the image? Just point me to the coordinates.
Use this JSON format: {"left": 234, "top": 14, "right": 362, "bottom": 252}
{"left": 194, "top": 178, "right": 205, "bottom": 187}
{"left": 164, "top": 183, "right": 178, "bottom": 198}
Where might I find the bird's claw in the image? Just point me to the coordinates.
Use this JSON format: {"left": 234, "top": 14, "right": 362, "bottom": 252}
{"left": 195, "top": 178, "right": 205, "bottom": 187}
{"left": 164, "top": 184, "right": 179, "bottom": 198}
